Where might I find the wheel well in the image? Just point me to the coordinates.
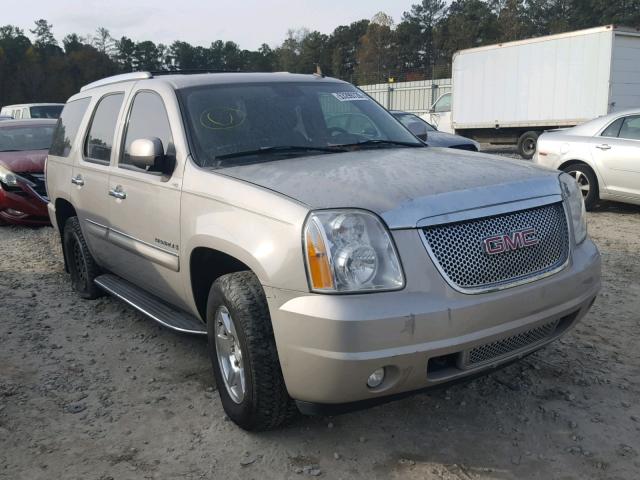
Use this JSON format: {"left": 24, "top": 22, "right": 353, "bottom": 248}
{"left": 558, "top": 159, "right": 590, "bottom": 172}
{"left": 558, "top": 160, "right": 599, "bottom": 192}
{"left": 54, "top": 198, "right": 77, "bottom": 236}
{"left": 190, "top": 247, "right": 251, "bottom": 320}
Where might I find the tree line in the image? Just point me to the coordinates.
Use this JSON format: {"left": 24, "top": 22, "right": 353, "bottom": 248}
{"left": 1, "top": 0, "right": 639, "bottom": 105}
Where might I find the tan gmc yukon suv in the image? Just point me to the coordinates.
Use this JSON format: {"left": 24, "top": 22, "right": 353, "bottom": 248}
{"left": 46, "top": 72, "right": 601, "bottom": 430}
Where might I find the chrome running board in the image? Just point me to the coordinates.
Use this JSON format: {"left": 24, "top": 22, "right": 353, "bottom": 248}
{"left": 94, "top": 274, "right": 207, "bottom": 335}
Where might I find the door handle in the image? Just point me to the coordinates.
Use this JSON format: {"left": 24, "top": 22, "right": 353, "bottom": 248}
{"left": 108, "top": 186, "right": 126, "bottom": 200}
{"left": 71, "top": 175, "right": 84, "bottom": 186}
{"left": 596, "top": 144, "right": 611, "bottom": 150}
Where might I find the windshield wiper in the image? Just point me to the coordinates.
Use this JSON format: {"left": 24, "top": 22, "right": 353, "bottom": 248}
{"left": 215, "top": 145, "right": 347, "bottom": 161}
{"left": 336, "top": 139, "right": 423, "bottom": 149}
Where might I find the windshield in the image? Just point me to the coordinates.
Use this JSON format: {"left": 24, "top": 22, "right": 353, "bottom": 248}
{"left": 0, "top": 125, "right": 56, "bottom": 152}
{"left": 394, "top": 113, "right": 436, "bottom": 132}
{"left": 30, "top": 105, "right": 63, "bottom": 119}
{"left": 179, "top": 81, "right": 423, "bottom": 167}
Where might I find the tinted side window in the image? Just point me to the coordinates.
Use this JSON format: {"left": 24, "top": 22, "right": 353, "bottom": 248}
{"left": 49, "top": 98, "right": 91, "bottom": 157}
{"left": 121, "top": 91, "right": 175, "bottom": 169}
{"left": 619, "top": 115, "right": 640, "bottom": 141}
{"left": 84, "top": 93, "right": 124, "bottom": 163}
{"left": 601, "top": 117, "right": 624, "bottom": 138}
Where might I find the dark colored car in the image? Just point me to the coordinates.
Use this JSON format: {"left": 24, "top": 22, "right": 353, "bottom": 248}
{"left": 391, "top": 110, "right": 480, "bottom": 151}
{"left": 0, "top": 119, "right": 56, "bottom": 226}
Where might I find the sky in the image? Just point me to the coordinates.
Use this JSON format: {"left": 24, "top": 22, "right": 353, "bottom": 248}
{"left": 2, "top": 0, "right": 414, "bottom": 50}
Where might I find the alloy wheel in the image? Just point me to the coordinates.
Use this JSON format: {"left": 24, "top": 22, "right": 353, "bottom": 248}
{"left": 214, "top": 306, "right": 246, "bottom": 404}
{"left": 567, "top": 169, "right": 590, "bottom": 198}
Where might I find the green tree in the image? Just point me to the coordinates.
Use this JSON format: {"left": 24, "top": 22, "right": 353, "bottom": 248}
{"left": 402, "top": 0, "right": 448, "bottom": 69}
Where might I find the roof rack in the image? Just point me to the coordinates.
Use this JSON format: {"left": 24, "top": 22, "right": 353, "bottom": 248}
{"left": 80, "top": 72, "right": 152, "bottom": 92}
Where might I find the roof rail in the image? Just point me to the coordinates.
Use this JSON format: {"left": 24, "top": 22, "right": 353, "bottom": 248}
{"left": 150, "top": 69, "right": 229, "bottom": 75}
{"left": 80, "top": 72, "right": 152, "bottom": 92}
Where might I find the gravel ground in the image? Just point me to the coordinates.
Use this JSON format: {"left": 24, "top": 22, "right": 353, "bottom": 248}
{"left": 1, "top": 168, "right": 639, "bottom": 479}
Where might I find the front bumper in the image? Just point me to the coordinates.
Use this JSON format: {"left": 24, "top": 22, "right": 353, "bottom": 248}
{"left": 0, "top": 183, "right": 50, "bottom": 226}
{"left": 266, "top": 232, "right": 601, "bottom": 406}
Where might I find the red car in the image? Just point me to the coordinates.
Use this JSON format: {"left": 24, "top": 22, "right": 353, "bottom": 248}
{"left": 0, "top": 119, "right": 57, "bottom": 226}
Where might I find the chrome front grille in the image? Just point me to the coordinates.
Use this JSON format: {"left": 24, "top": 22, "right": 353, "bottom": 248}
{"left": 462, "top": 320, "right": 559, "bottom": 368}
{"left": 421, "top": 202, "right": 569, "bottom": 292}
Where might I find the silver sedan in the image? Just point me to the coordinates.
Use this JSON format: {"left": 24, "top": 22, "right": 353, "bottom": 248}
{"left": 533, "top": 109, "right": 640, "bottom": 210}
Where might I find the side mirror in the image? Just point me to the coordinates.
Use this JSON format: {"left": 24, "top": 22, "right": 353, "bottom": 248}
{"left": 129, "top": 137, "right": 163, "bottom": 170}
{"left": 406, "top": 121, "right": 429, "bottom": 142}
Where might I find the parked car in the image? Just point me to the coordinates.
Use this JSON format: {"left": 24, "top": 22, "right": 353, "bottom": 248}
{"left": 0, "top": 103, "right": 64, "bottom": 120}
{"left": 0, "top": 115, "right": 14, "bottom": 121}
{"left": 0, "top": 119, "right": 56, "bottom": 226}
{"left": 46, "top": 72, "right": 600, "bottom": 431}
{"left": 391, "top": 110, "right": 479, "bottom": 151}
{"left": 534, "top": 109, "right": 640, "bottom": 210}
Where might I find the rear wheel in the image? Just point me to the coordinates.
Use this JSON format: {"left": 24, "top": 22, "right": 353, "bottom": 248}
{"left": 517, "top": 131, "right": 540, "bottom": 159}
{"left": 206, "top": 271, "right": 295, "bottom": 430}
{"left": 561, "top": 163, "right": 599, "bottom": 211}
{"left": 62, "top": 216, "right": 102, "bottom": 299}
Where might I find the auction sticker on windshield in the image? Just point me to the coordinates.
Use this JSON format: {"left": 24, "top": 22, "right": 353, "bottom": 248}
{"left": 332, "top": 91, "right": 369, "bottom": 102}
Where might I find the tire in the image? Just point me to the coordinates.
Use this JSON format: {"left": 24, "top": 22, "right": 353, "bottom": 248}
{"left": 206, "top": 271, "right": 295, "bottom": 430}
{"left": 62, "top": 216, "right": 102, "bottom": 299}
{"left": 561, "top": 163, "right": 599, "bottom": 211}
{"left": 517, "top": 131, "right": 540, "bottom": 159}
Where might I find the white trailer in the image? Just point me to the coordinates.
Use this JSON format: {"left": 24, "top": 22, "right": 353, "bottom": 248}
{"left": 434, "top": 25, "right": 640, "bottom": 158}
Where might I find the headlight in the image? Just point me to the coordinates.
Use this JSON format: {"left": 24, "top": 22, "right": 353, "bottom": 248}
{"left": 0, "top": 164, "right": 19, "bottom": 187}
{"left": 559, "top": 173, "right": 587, "bottom": 244}
{"left": 303, "top": 209, "right": 404, "bottom": 293}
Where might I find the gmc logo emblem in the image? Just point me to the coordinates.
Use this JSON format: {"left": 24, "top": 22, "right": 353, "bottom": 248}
{"left": 483, "top": 228, "right": 540, "bottom": 255}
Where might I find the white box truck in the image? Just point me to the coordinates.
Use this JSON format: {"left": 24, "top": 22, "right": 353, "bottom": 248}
{"left": 429, "top": 25, "right": 640, "bottom": 158}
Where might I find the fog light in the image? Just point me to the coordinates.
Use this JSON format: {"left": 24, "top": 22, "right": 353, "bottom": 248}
{"left": 367, "top": 368, "right": 385, "bottom": 388}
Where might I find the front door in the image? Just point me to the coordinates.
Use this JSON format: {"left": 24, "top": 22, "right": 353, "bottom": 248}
{"left": 428, "top": 93, "right": 453, "bottom": 134}
{"left": 106, "top": 89, "right": 185, "bottom": 308}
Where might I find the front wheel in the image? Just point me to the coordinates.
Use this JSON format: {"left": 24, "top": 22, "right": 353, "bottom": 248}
{"left": 206, "top": 271, "right": 294, "bottom": 430}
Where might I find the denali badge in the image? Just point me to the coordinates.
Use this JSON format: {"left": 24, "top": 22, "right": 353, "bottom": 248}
{"left": 483, "top": 228, "right": 539, "bottom": 255}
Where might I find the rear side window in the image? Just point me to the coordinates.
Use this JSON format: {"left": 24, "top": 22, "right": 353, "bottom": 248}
{"left": 619, "top": 115, "right": 640, "bottom": 141}
{"left": 601, "top": 117, "right": 624, "bottom": 138}
{"left": 120, "top": 91, "right": 175, "bottom": 169}
{"left": 84, "top": 93, "right": 124, "bottom": 163}
{"left": 50, "top": 98, "right": 91, "bottom": 157}
{"left": 30, "top": 105, "right": 63, "bottom": 119}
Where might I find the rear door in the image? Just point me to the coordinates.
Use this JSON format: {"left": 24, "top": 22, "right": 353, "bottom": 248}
{"left": 71, "top": 91, "right": 129, "bottom": 267}
{"left": 106, "top": 86, "right": 186, "bottom": 308}
{"left": 593, "top": 114, "right": 640, "bottom": 199}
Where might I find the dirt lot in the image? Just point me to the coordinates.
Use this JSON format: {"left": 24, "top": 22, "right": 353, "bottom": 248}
{"left": 1, "top": 199, "right": 639, "bottom": 479}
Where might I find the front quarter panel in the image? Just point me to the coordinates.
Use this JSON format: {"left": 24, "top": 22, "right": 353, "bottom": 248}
{"left": 181, "top": 160, "right": 311, "bottom": 299}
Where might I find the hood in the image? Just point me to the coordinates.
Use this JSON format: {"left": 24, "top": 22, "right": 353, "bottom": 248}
{"left": 220, "top": 147, "right": 562, "bottom": 229}
{"left": 426, "top": 131, "right": 477, "bottom": 148}
{"left": 0, "top": 150, "right": 47, "bottom": 173}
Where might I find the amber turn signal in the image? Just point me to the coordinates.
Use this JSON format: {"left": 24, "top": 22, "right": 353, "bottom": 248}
{"left": 305, "top": 220, "right": 334, "bottom": 290}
